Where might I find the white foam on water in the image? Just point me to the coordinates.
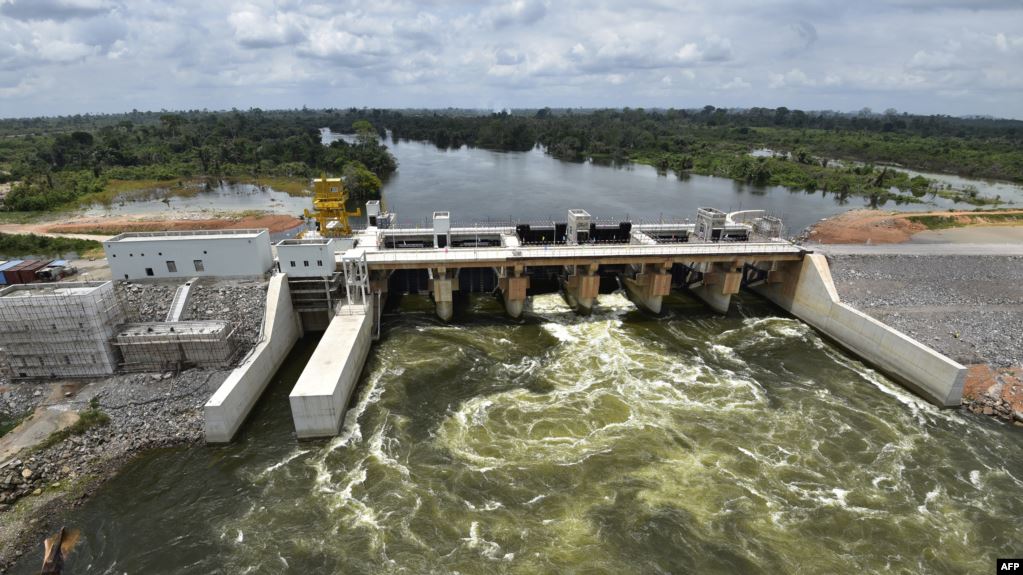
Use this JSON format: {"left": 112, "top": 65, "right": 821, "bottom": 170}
{"left": 257, "top": 449, "right": 311, "bottom": 478}
{"left": 917, "top": 486, "right": 942, "bottom": 515}
{"left": 367, "top": 416, "right": 412, "bottom": 479}
{"left": 463, "top": 521, "right": 505, "bottom": 560}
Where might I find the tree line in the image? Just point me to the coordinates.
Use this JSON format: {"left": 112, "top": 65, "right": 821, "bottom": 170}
{"left": 0, "top": 109, "right": 396, "bottom": 211}
{"left": 3, "top": 106, "right": 1021, "bottom": 212}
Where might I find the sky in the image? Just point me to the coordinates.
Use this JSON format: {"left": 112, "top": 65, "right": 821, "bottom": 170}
{"left": 1, "top": 0, "right": 1022, "bottom": 119}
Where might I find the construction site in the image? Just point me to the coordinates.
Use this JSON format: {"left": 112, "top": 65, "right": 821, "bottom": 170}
{"left": 0, "top": 175, "right": 972, "bottom": 445}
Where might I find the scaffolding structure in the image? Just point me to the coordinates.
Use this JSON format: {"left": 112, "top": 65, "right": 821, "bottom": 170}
{"left": 113, "top": 320, "right": 239, "bottom": 372}
{"left": 0, "top": 282, "right": 127, "bottom": 379}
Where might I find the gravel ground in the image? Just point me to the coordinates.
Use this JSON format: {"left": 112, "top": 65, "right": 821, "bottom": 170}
{"left": 1, "top": 381, "right": 50, "bottom": 423}
{"left": 827, "top": 254, "right": 1023, "bottom": 367}
{"left": 0, "top": 277, "right": 269, "bottom": 569}
{"left": 0, "top": 369, "right": 228, "bottom": 569}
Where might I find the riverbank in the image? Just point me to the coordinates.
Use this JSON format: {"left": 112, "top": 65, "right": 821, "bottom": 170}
{"left": 0, "top": 279, "right": 268, "bottom": 571}
{"left": 805, "top": 208, "right": 1023, "bottom": 244}
{"left": 825, "top": 251, "right": 1023, "bottom": 425}
{"left": 0, "top": 212, "right": 303, "bottom": 239}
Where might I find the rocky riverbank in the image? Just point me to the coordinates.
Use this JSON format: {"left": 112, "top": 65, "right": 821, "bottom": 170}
{"left": 0, "top": 279, "right": 268, "bottom": 571}
{"left": 826, "top": 253, "right": 1023, "bottom": 424}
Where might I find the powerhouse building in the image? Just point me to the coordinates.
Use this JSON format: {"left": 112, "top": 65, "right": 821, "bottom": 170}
{"left": 104, "top": 229, "right": 273, "bottom": 280}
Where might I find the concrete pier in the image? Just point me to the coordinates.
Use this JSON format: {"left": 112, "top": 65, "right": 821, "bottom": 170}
{"left": 563, "top": 264, "right": 599, "bottom": 314}
{"left": 289, "top": 305, "right": 375, "bottom": 438}
{"left": 753, "top": 254, "right": 966, "bottom": 407}
{"left": 430, "top": 268, "right": 457, "bottom": 321}
{"left": 689, "top": 262, "right": 742, "bottom": 314}
{"left": 623, "top": 263, "right": 672, "bottom": 314}
{"left": 205, "top": 274, "right": 300, "bottom": 443}
{"left": 497, "top": 267, "right": 529, "bottom": 319}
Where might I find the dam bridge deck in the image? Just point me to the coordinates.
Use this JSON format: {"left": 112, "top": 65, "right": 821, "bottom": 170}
{"left": 360, "top": 241, "right": 805, "bottom": 270}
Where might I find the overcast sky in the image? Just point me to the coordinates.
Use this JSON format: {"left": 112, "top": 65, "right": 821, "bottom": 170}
{"left": 1, "top": 0, "right": 1022, "bottom": 119}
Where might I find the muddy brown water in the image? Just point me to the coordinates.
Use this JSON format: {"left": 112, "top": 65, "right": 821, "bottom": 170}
{"left": 10, "top": 293, "right": 1023, "bottom": 574}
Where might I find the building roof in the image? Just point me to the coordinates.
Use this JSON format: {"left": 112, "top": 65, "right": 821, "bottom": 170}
{"left": 116, "top": 320, "right": 230, "bottom": 337}
{"left": 0, "top": 281, "right": 110, "bottom": 298}
{"left": 107, "top": 229, "right": 268, "bottom": 243}
{"left": 276, "top": 238, "right": 333, "bottom": 246}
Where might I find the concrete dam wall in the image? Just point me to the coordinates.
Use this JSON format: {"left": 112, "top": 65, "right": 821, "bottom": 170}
{"left": 754, "top": 254, "right": 966, "bottom": 407}
{"left": 204, "top": 274, "right": 301, "bottom": 443}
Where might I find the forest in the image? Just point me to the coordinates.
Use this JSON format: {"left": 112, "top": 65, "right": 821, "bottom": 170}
{"left": 0, "top": 109, "right": 396, "bottom": 211}
{"left": 2, "top": 106, "right": 1021, "bottom": 212}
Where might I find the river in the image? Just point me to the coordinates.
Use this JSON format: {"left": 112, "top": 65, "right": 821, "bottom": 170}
{"left": 80, "top": 131, "right": 1023, "bottom": 235}
{"left": 11, "top": 292, "right": 1023, "bottom": 574}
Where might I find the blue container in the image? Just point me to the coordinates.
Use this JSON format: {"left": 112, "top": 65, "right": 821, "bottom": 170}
{"left": 0, "top": 260, "right": 24, "bottom": 285}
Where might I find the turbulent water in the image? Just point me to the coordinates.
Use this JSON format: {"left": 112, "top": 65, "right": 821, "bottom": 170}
{"left": 13, "top": 293, "right": 1023, "bottom": 574}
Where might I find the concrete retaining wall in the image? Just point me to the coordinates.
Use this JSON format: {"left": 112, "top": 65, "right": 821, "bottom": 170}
{"left": 289, "top": 306, "right": 373, "bottom": 438}
{"left": 204, "top": 274, "right": 300, "bottom": 442}
{"left": 754, "top": 254, "right": 965, "bottom": 407}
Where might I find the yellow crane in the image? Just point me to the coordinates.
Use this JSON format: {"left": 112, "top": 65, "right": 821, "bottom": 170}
{"left": 303, "top": 175, "right": 362, "bottom": 237}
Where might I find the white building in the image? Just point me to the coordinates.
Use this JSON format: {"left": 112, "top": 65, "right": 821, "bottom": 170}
{"left": 275, "top": 238, "right": 337, "bottom": 277}
{"left": 104, "top": 229, "right": 273, "bottom": 280}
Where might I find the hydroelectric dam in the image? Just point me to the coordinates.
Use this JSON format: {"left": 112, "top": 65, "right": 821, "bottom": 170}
{"left": 199, "top": 204, "right": 966, "bottom": 443}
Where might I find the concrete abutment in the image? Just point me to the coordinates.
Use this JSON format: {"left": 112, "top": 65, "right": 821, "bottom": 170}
{"left": 751, "top": 254, "right": 965, "bottom": 407}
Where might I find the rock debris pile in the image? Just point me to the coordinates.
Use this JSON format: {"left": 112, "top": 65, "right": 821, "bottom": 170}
{"left": 119, "top": 278, "right": 268, "bottom": 352}
{"left": 828, "top": 254, "right": 1023, "bottom": 368}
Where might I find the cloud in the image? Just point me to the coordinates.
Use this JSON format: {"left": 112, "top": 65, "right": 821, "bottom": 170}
{"left": 907, "top": 49, "right": 960, "bottom": 70}
{"left": 719, "top": 76, "right": 751, "bottom": 90}
{"left": 228, "top": 4, "right": 304, "bottom": 49}
{"left": 0, "top": 0, "right": 1022, "bottom": 118}
{"left": 482, "top": 0, "right": 548, "bottom": 29}
{"left": 769, "top": 68, "right": 815, "bottom": 89}
{"left": 0, "top": 0, "right": 112, "bottom": 21}
{"left": 789, "top": 20, "right": 817, "bottom": 52}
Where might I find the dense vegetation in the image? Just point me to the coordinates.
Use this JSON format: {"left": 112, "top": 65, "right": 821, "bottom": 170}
{"left": 0, "top": 232, "right": 101, "bottom": 257}
{"left": 2, "top": 106, "right": 1021, "bottom": 212}
{"left": 0, "top": 109, "right": 396, "bottom": 211}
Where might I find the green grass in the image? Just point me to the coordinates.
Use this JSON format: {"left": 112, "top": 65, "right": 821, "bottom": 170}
{"left": 0, "top": 410, "right": 29, "bottom": 438}
{"left": 0, "top": 232, "right": 102, "bottom": 258}
{"left": 72, "top": 178, "right": 202, "bottom": 207}
{"left": 35, "top": 401, "right": 110, "bottom": 452}
{"left": 0, "top": 211, "right": 57, "bottom": 225}
{"left": 231, "top": 176, "right": 312, "bottom": 197}
{"left": 906, "top": 211, "right": 1023, "bottom": 230}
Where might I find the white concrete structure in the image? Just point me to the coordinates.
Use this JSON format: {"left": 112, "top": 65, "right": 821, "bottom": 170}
{"left": 754, "top": 253, "right": 966, "bottom": 407}
{"left": 366, "top": 200, "right": 382, "bottom": 226}
{"left": 0, "top": 281, "right": 126, "bottom": 378}
{"left": 204, "top": 274, "right": 300, "bottom": 443}
{"left": 289, "top": 305, "right": 374, "bottom": 438}
{"left": 104, "top": 229, "right": 273, "bottom": 280}
{"left": 433, "top": 211, "right": 451, "bottom": 248}
{"left": 566, "top": 209, "right": 591, "bottom": 245}
{"left": 276, "top": 238, "right": 336, "bottom": 277}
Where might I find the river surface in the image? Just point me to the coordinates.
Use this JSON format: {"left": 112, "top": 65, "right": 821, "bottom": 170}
{"left": 80, "top": 131, "right": 1023, "bottom": 234}
{"left": 12, "top": 292, "right": 1023, "bottom": 574}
